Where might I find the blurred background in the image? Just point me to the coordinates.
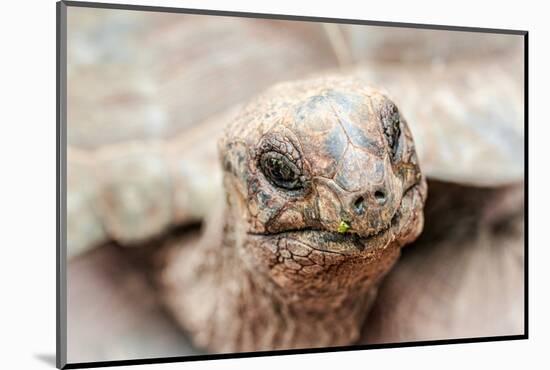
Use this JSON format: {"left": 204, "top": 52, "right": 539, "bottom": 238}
{"left": 67, "top": 8, "right": 523, "bottom": 149}
{"left": 66, "top": 6, "right": 524, "bottom": 364}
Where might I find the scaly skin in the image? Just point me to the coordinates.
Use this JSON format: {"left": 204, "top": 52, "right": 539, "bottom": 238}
{"left": 158, "top": 76, "right": 427, "bottom": 353}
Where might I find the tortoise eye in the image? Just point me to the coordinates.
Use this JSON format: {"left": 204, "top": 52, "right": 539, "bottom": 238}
{"left": 381, "top": 103, "right": 401, "bottom": 159}
{"left": 260, "top": 151, "right": 303, "bottom": 190}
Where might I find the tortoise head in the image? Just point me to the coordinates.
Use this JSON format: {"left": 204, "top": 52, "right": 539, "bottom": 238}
{"left": 219, "top": 77, "right": 427, "bottom": 298}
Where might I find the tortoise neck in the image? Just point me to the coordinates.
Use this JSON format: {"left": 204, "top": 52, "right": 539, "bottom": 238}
{"left": 208, "top": 214, "right": 378, "bottom": 352}
{"left": 161, "top": 193, "right": 378, "bottom": 353}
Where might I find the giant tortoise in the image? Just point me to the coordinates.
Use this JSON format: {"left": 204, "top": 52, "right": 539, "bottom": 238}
{"left": 65, "top": 9, "right": 524, "bottom": 361}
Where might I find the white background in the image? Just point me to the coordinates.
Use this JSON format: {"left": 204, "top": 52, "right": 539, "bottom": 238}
{"left": 0, "top": 0, "right": 546, "bottom": 369}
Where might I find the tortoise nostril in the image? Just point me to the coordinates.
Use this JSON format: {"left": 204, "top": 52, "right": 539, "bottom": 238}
{"left": 352, "top": 191, "right": 387, "bottom": 214}
{"left": 374, "top": 190, "right": 387, "bottom": 205}
{"left": 353, "top": 196, "right": 365, "bottom": 215}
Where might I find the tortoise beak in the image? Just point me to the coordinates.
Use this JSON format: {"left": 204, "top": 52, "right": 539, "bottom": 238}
{"left": 312, "top": 174, "right": 401, "bottom": 239}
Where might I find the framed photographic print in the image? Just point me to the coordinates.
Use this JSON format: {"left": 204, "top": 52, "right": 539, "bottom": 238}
{"left": 56, "top": 1, "right": 527, "bottom": 368}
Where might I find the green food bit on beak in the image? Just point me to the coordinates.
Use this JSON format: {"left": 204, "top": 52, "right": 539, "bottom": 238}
{"left": 337, "top": 220, "right": 350, "bottom": 234}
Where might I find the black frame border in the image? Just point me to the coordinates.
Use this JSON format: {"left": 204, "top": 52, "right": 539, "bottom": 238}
{"left": 56, "top": 1, "right": 529, "bottom": 369}
{"left": 57, "top": 1, "right": 67, "bottom": 369}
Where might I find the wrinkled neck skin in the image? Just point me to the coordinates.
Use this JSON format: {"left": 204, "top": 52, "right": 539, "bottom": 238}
{"left": 217, "top": 205, "right": 391, "bottom": 352}
{"left": 161, "top": 185, "right": 412, "bottom": 354}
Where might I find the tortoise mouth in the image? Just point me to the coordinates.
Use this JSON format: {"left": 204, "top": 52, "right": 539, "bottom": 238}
{"left": 271, "top": 221, "right": 395, "bottom": 255}
{"left": 247, "top": 183, "right": 419, "bottom": 255}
